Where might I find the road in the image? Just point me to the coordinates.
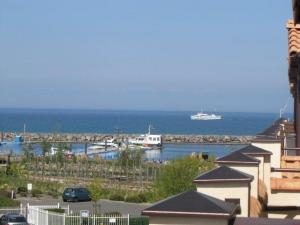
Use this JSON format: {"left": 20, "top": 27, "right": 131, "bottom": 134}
{"left": 18, "top": 196, "right": 151, "bottom": 216}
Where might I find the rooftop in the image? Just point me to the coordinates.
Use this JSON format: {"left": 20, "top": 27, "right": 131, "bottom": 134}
{"left": 215, "top": 151, "right": 260, "bottom": 165}
{"left": 194, "top": 166, "right": 253, "bottom": 183}
{"left": 236, "top": 145, "right": 272, "bottom": 156}
{"left": 142, "top": 191, "right": 238, "bottom": 218}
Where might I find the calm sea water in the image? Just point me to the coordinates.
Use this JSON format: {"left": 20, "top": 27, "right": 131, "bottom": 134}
{"left": 0, "top": 142, "right": 245, "bottom": 161}
{"left": 0, "top": 109, "right": 290, "bottom": 160}
{"left": 0, "top": 109, "right": 291, "bottom": 135}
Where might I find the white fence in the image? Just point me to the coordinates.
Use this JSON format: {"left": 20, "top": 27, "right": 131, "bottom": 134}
{"left": 26, "top": 204, "right": 130, "bottom": 225}
{"left": 0, "top": 204, "right": 25, "bottom": 216}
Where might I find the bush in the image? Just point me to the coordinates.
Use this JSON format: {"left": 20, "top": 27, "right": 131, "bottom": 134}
{"left": 17, "top": 186, "right": 27, "bottom": 194}
{"left": 0, "top": 190, "right": 12, "bottom": 198}
{"left": 137, "top": 193, "right": 147, "bottom": 202}
{"left": 0, "top": 197, "right": 20, "bottom": 207}
{"left": 31, "top": 189, "right": 43, "bottom": 197}
{"left": 45, "top": 208, "right": 65, "bottom": 213}
{"left": 48, "top": 191, "right": 59, "bottom": 199}
{"left": 103, "top": 211, "right": 122, "bottom": 216}
{"left": 129, "top": 217, "right": 149, "bottom": 225}
{"left": 109, "top": 193, "right": 125, "bottom": 201}
{"left": 125, "top": 194, "right": 145, "bottom": 203}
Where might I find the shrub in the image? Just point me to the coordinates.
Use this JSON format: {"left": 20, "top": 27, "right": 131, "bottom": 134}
{"left": 103, "top": 211, "right": 122, "bottom": 216}
{"left": 125, "top": 194, "right": 144, "bottom": 203}
{"left": 0, "top": 197, "right": 20, "bottom": 207}
{"left": 45, "top": 208, "right": 65, "bottom": 213}
{"left": 48, "top": 191, "right": 59, "bottom": 199}
{"left": 31, "top": 189, "right": 43, "bottom": 197}
{"left": 17, "top": 186, "right": 27, "bottom": 194}
{"left": 129, "top": 217, "right": 149, "bottom": 225}
{"left": 137, "top": 193, "right": 147, "bottom": 202}
{"left": 109, "top": 193, "right": 125, "bottom": 201}
{"left": 0, "top": 190, "right": 12, "bottom": 198}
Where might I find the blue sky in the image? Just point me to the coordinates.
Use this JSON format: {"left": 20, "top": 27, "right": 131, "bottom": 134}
{"left": 0, "top": 1, "right": 293, "bottom": 112}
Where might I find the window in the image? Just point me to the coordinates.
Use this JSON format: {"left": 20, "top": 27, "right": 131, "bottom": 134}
{"left": 225, "top": 198, "right": 241, "bottom": 214}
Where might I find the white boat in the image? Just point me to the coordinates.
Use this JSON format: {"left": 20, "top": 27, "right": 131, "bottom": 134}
{"left": 49, "top": 146, "right": 74, "bottom": 157}
{"left": 191, "top": 112, "right": 223, "bottom": 120}
{"left": 87, "top": 138, "right": 119, "bottom": 152}
{"left": 128, "top": 125, "right": 162, "bottom": 149}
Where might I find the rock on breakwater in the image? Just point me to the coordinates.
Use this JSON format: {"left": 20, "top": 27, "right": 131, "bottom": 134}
{"left": 0, "top": 132, "right": 254, "bottom": 144}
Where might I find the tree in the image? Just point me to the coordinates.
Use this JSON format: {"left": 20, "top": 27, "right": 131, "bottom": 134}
{"left": 154, "top": 156, "right": 215, "bottom": 200}
{"left": 41, "top": 140, "right": 51, "bottom": 156}
{"left": 89, "top": 178, "right": 102, "bottom": 214}
{"left": 22, "top": 143, "right": 34, "bottom": 163}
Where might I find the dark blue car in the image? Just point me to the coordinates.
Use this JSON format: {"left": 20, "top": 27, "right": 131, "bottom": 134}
{"left": 62, "top": 187, "right": 91, "bottom": 202}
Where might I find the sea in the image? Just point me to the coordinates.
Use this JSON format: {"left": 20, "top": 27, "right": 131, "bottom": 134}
{"left": 0, "top": 109, "right": 292, "bottom": 161}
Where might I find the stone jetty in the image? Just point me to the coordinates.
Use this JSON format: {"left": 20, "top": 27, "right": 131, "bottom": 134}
{"left": 1, "top": 132, "right": 254, "bottom": 144}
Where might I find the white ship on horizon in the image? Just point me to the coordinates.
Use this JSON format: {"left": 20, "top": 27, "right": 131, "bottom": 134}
{"left": 191, "top": 112, "right": 223, "bottom": 120}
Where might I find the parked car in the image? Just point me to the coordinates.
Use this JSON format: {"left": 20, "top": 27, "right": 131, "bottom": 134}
{"left": 62, "top": 187, "right": 91, "bottom": 202}
{"left": 0, "top": 213, "right": 28, "bottom": 225}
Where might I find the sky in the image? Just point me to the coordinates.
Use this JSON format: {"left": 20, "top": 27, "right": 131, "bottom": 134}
{"left": 0, "top": 1, "right": 294, "bottom": 112}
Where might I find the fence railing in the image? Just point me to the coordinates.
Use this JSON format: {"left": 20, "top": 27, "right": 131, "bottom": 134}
{"left": 0, "top": 203, "right": 147, "bottom": 225}
{"left": 27, "top": 204, "right": 131, "bottom": 225}
{"left": 0, "top": 205, "right": 25, "bottom": 216}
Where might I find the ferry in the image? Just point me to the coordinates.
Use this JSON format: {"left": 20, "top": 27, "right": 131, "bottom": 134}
{"left": 128, "top": 125, "right": 162, "bottom": 149}
{"left": 191, "top": 112, "right": 222, "bottom": 120}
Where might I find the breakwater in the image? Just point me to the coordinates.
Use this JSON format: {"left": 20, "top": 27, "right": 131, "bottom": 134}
{"left": 1, "top": 132, "right": 254, "bottom": 144}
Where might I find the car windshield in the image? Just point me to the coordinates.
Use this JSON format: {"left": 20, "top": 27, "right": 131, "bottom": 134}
{"left": 65, "top": 188, "right": 74, "bottom": 193}
{"left": 8, "top": 216, "right": 26, "bottom": 222}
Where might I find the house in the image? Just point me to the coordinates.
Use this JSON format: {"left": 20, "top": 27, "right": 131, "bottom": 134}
{"left": 193, "top": 166, "right": 253, "bottom": 217}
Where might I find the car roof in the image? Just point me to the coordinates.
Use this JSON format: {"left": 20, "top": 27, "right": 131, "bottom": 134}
{"left": 5, "top": 213, "right": 25, "bottom": 217}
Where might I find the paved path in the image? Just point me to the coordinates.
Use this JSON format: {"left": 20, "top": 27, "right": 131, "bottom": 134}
{"left": 18, "top": 196, "right": 151, "bottom": 216}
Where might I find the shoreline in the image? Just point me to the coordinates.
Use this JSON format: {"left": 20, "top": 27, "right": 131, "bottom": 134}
{"left": 1, "top": 132, "right": 254, "bottom": 145}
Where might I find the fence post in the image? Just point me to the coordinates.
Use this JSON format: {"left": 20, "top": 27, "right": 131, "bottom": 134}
{"left": 93, "top": 214, "right": 95, "bottom": 225}
{"left": 63, "top": 213, "right": 66, "bottom": 225}
{"left": 57, "top": 202, "right": 60, "bottom": 209}
{"left": 127, "top": 214, "right": 130, "bottom": 225}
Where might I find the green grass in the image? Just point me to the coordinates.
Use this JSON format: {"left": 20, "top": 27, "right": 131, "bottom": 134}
{"left": 0, "top": 197, "right": 20, "bottom": 207}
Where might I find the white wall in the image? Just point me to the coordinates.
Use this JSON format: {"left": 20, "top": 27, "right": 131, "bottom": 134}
{"left": 196, "top": 182, "right": 249, "bottom": 217}
{"left": 263, "top": 156, "right": 271, "bottom": 199}
{"left": 268, "top": 191, "right": 300, "bottom": 207}
{"left": 149, "top": 216, "right": 229, "bottom": 225}
{"left": 252, "top": 142, "right": 281, "bottom": 168}
{"left": 216, "top": 163, "right": 259, "bottom": 199}
{"left": 252, "top": 155, "right": 264, "bottom": 181}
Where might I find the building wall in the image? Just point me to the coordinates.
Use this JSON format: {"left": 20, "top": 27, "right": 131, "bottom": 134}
{"left": 196, "top": 182, "right": 249, "bottom": 217}
{"left": 264, "top": 156, "right": 271, "bottom": 198}
{"left": 216, "top": 163, "right": 259, "bottom": 199}
{"left": 252, "top": 155, "right": 264, "bottom": 181}
{"left": 252, "top": 142, "right": 281, "bottom": 168}
{"left": 268, "top": 191, "right": 300, "bottom": 207}
{"left": 149, "top": 216, "right": 228, "bottom": 225}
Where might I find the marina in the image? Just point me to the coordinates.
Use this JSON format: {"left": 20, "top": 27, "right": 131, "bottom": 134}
{"left": 0, "top": 140, "right": 244, "bottom": 161}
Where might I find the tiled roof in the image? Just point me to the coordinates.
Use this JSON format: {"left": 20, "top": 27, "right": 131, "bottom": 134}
{"left": 215, "top": 151, "right": 260, "bottom": 165}
{"left": 236, "top": 145, "right": 272, "bottom": 156}
{"left": 193, "top": 166, "right": 253, "bottom": 183}
{"left": 142, "top": 191, "right": 238, "bottom": 218}
{"left": 234, "top": 217, "right": 300, "bottom": 225}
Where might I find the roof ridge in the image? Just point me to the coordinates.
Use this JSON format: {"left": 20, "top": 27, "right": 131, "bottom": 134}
{"left": 194, "top": 165, "right": 253, "bottom": 181}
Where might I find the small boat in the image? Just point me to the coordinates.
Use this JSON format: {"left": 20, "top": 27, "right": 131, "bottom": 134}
{"left": 191, "top": 112, "right": 222, "bottom": 120}
{"left": 128, "top": 125, "right": 162, "bottom": 149}
{"left": 49, "top": 146, "right": 74, "bottom": 157}
{"left": 87, "top": 138, "right": 119, "bottom": 152}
